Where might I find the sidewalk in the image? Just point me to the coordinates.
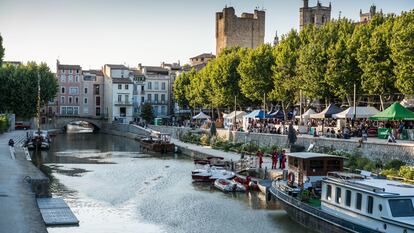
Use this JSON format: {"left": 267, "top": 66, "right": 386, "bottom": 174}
{"left": 171, "top": 138, "right": 276, "bottom": 169}
{"left": 0, "top": 130, "right": 47, "bottom": 233}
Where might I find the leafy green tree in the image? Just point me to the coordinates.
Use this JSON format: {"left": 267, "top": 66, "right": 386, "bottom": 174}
{"left": 325, "top": 20, "right": 359, "bottom": 106}
{"left": 357, "top": 14, "right": 396, "bottom": 110}
{"left": 0, "top": 62, "right": 57, "bottom": 118}
{"left": 173, "top": 69, "right": 195, "bottom": 108}
{"left": 238, "top": 44, "right": 275, "bottom": 103}
{"left": 271, "top": 30, "right": 301, "bottom": 120}
{"left": 187, "top": 62, "right": 213, "bottom": 109}
{"left": 140, "top": 102, "right": 154, "bottom": 123}
{"left": 391, "top": 10, "right": 414, "bottom": 95}
{"left": 209, "top": 47, "right": 246, "bottom": 109}
{"left": 0, "top": 34, "right": 4, "bottom": 65}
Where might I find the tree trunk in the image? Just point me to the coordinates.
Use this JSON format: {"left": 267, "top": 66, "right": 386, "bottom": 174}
{"left": 379, "top": 95, "right": 384, "bottom": 111}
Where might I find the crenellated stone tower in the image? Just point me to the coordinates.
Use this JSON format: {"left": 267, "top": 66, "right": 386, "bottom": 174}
{"left": 300, "top": 0, "right": 331, "bottom": 30}
{"left": 215, "top": 7, "right": 265, "bottom": 55}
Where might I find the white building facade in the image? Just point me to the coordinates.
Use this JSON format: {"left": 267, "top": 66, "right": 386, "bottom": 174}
{"left": 103, "top": 64, "right": 134, "bottom": 123}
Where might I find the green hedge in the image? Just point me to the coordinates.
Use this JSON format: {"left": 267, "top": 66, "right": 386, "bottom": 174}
{"left": 0, "top": 115, "right": 9, "bottom": 133}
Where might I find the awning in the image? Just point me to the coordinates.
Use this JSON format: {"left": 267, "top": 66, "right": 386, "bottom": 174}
{"left": 310, "top": 104, "right": 342, "bottom": 119}
{"left": 332, "top": 106, "right": 379, "bottom": 119}
{"left": 192, "top": 112, "right": 210, "bottom": 120}
{"left": 369, "top": 102, "right": 414, "bottom": 121}
{"left": 223, "top": 111, "right": 247, "bottom": 120}
{"left": 243, "top": 110, "right": 271, "bottom": 119}
{"left": 295, "top": 108, "right": 316, "bottom": 119}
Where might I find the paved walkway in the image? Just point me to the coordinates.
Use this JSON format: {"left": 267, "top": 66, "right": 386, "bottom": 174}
{"left": 299, "top": 133, "right": 414, "bottom": 146}
{"left": 171, "top": 138, "right": 276, "bottom": 169}
{"left": 0, "top": 130, "right": 47, "bottom": 233}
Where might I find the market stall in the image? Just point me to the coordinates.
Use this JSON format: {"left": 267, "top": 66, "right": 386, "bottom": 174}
{"left": 242, "top": 110, "right": 271, "bottom": 131}
{"left": 309, "top": 104, "right": 343, "bottom": 136}
{"left": 369, "top": 102, "right": 414, "bottom": 139}
{"left": 223, "top": 111, "right": 246, "bottom": 129}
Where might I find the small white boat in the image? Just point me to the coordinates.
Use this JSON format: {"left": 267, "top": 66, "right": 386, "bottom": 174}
{"left": 214, "top": 179, "right": 247, "bottom": 192}
{"left": 192, "top": 165, "right": 235, "bottom": 182}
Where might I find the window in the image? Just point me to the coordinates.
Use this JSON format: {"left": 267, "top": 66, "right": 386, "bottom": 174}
{"left": 67, "top": 107, "right": 73, "bottom": 115}
{"left": 68, "top": 75, "right": 73, "bottom": 82}
{"left": 141, "top": 97, "right": 145, "bottom": 104}
{"left": 60, "top": 107, "right": 67, "bottom": 115}
{"left": 94, "top": 85, "right": 100, "bottom": 95}
{"left": 76, "top": 69, "right": 79, "bottom": 74}
{"left": 389, "top": 199, "right": 414, "bottom": 217}
{"left": 69, "top": 87, "right": 78, "bottom": 95}
{"left": 356, "top": 193, "right": 362, "bottom": 210}
{"left": 125, "top": 94, "right": 129, "bottom": 103}
{"left": 161, "top": 82, "right": 166, "bottom": 90}
{"left": 75, "top": 97, "right": 79, "bottom": 104}
{"left": 154, "top": 82, "right": 159, "bottom": 90}
{"left": 69, "top": 70, "right": 72, "bottom": 74}
{"left": 61, "top": 70, "right": 65, "bottom": 74}
{"left": 147, "top": 94, "right": 151, "bottom": 102}
{"left": 118, "top": 95, "right": 122, "bottom": 102}
{"left": 345, "top": 190, "right": 352, "bottom": 207}
{"left": 118, "top": 84, "right": 122, "bottom": 90}
{"left": 327, "top": 160, "right": 341, "bottom": 171}
{"left": 120, "top": 107, "right": 126, "bottom": 117}
{"left": 84, "top": 88, "right": 88, "bottom": 94}
{"left": 336, "top": 187, "right": 342, "bottom": 204}
{"left": 60, "top": 75, "right": 66, "bottom": 82}
{"left": 75, "top": 75, "right": 79, "bottom": 82}
{"left": 83, "top": 107, "right": 88, "bottom": 114}
{"left": 141, "top": 85, "right": 144, "bottom": 91}
{"left": 84, "top": 98, "right": 88, "bottom": 104}
{"left": 310, "top": 160, "right": 324, "bottom": 170}
{"left": 147, "top": 82, "right": 152, "bottom": 90}
{"left": 96, "top": 96, "right": 100, "bottom": 106}
{"left": 125, "top": 84, "right": 129, "bottom": 90}
{"left": 74, "top": 107, "right": 79, "bottom": 115}
{"left": 161, "top": 94, "right": 165, "bottom": 102}
{"left": 69, "top": 97, "right": 72, "bottom": 104}
{"left": 96, "top": 107, "right": 101, "bottom": 116}
{"left": 61, "top": 96, "right": 65, "bottom": 104}
{"left": 61, "top": 87, "right": 65, "bottom": 94}
{"left": 154, "top": 94, "right": 159, "bottom": 103}
{"left": 326, "top": 185, "right": 332, "bottom": 201}
{"left": 161, "top": 106, "right": 166, "bottom": 115}
{"left": 367, "top": 196, "right": 374, "bottom": 214}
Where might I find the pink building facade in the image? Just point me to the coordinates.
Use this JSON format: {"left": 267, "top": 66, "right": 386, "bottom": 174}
{"left": 56, "top": 61, "right": 82, "bottom": 116}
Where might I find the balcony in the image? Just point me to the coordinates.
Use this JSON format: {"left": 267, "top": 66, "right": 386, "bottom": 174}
{"left": 114, "top": 101, "right": 132, "bottom": 106}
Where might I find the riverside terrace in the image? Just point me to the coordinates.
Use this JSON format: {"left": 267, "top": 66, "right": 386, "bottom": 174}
{"left": 148, "top": 125, "right": 414, "bottom": 165}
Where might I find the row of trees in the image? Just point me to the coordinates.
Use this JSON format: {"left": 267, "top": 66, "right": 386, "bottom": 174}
{"left": 0, "top": 35, "right": 58, "bottom": 118}
{"left": 174, "top": 10, "right": 414, "bottom": 118}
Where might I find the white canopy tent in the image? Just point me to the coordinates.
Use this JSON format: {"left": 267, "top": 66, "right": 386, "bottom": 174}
{"left": 192, "top": 112, "right": 211, "bottom": 120}
{"left": 223, "top": 111, "right": 246, "bottom": 129}
{"left": 332, "top": 106, "right": 379, "bottom": 119}
{"left": 295, "top": 109, "right": 316, "bottom": 120}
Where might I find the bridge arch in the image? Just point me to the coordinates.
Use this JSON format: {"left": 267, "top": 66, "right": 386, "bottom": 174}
{"left": 55, "top": 117, "right": 104, "bottom": 130}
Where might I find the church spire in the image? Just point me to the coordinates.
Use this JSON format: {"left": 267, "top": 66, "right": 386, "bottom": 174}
{"left": 273, "top": 31, "right": 279, "bottom": 46}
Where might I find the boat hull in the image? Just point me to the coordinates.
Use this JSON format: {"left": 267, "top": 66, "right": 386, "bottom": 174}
{"left": 270, "top": 185, "right": 377, "bottom": 233}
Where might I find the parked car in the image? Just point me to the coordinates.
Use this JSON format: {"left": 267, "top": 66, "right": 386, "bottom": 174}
{"left": 15, "top": 121, "right": 31, "bottom": 130}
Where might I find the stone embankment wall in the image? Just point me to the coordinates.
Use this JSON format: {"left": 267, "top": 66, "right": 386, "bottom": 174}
{"left": 149, "top": 125, "right": 414, "bottom": 165}
{"left": 101, "top": 123, "right": 151, "bottom": 139}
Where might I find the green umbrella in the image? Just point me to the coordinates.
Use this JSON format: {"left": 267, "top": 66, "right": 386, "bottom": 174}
{"left": 369, "top": 102, "right": 414, "bottom": 121}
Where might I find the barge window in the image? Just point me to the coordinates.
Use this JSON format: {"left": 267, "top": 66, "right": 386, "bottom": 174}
{"left": 327, "top": 160, "right": 341, "bottom": 171}
{"left": 345, "top": 190, "right": 351, "bottom": 207}
{"left": 336, "top": 187, "right": 342, "bottom": 204}
{"left": 310, "top": 160, "right": 324, "bottom": 170}
{"left": 326, "top": 185, "right": 332, "bottom": 201}
{"left": 389, "top": 199, "right": 414, "bottom": 217}
{"left": 367, "top": 196, "right": 374, "bottom": 214}
{"left": 356, "top": 193, "right": 362, "bottom": 210}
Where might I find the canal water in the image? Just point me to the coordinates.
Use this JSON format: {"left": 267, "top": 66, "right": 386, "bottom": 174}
{"left": 43, "top": 133, "right": 312, "bottom": 233}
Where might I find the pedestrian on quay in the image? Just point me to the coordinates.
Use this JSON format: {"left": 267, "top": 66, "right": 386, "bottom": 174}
{"left": 256, "top": 150, "right": 264, "bottom": 169}
{"left": 271, "top": 149, "right": 278, "bottom": 169}
{"left": 8, "top": 139, "right": 14, "bottom": 147}
{"left": 281, "top": 150, "right": 287, "bottom": 170}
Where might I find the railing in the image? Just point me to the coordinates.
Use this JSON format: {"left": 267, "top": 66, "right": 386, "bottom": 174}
{"left": 271, "top": 186, "right": 378, "bottom": 233}
{"left": 115, "top": 101, "right": 132, "bottom": 106}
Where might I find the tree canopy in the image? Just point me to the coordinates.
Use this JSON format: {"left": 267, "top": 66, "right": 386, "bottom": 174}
{"left": 0, "top": 62, "right": 58, "bottom": 118}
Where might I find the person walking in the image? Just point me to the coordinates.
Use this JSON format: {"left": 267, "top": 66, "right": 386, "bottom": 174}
{"left": 281, "top": 150, "right": 287, "bottom": 170}
{"left": 256, "top": 150, "right": 264, "bottom": 169}
{"left": 8, "top": 139, "right": 14, "bottom": 147}
{"left": 271, "top": 149, "right": 278, "bottom": 169}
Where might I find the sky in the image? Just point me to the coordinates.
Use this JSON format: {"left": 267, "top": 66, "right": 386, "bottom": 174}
{"left": 0, "top": 0, "right": 413, "bottom": 72}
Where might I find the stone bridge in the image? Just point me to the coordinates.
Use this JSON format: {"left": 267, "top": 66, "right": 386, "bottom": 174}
{"left": 42, "top": 116, "right": 106, "bottom": 130}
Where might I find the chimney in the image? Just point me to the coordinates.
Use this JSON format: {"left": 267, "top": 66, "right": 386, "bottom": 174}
{"left": 303, "top": 0, "right": 309, "bottom": 8}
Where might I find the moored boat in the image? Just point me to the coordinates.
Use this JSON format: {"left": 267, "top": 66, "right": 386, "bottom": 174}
{"left": 26, "top": 130, "right": 51, "bottom": 150}
{"left": 192, "top": 165, "right": 235, "bottom": 182}
{"left": 269, "top": 152, "right": 414, "bottom": 233}
{"left": 257, "top": 179, "right": 272, "bottom": 194}
{"left": 214, "top": 178, "right": 246, "bottom": 192}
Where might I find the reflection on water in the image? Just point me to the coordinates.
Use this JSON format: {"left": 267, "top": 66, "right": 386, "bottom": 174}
{"left": 44, "top": 133, "right": 312, "bottom": 233}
